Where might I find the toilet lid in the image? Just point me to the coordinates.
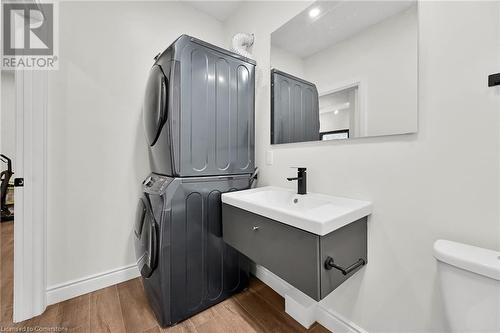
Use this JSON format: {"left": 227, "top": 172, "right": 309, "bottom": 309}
{"left": 434, "top": 239, "right": 500, "bottom": 280}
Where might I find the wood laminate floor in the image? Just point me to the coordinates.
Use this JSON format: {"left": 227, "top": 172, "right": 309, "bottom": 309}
{"left": 0, "top": 221, "right": 330, "bottom": 332}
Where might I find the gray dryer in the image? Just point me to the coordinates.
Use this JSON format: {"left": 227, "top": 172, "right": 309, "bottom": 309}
{"left": 271, "top": 69, "right": 320, "bottom": 144}
{"left": 143, "top": 35, "right": 256, "bottom": 177}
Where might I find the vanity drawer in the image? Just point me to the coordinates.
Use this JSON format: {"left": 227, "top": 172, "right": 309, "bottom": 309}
{"left": 222, "top": 203, "right": 367, "bottom": 301}
{"left": 222, "top": 204, "right": 321, "bottom": 299}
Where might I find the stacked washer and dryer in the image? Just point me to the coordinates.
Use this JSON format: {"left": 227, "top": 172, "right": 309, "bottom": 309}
{"left": 134, "top": 35, "right": 256, "bottom": 327}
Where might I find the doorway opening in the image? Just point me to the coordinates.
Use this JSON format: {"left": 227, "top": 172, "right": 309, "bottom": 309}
{"left": 319, "top": 84, "right": 360, "bottom": 140}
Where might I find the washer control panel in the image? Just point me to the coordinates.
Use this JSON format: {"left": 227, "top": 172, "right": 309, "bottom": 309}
{"left": 143, "top": 174, "right": 172, "bottom": 194}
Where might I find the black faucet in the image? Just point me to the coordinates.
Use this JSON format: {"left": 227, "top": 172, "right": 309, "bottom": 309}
{"left": 287, "top": 167, "right": 307, "bottom": 195}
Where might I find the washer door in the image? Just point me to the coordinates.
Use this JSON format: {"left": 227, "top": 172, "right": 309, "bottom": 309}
{"left": 134, "top": 195, "right": 158, "bottom": 278}
{"left": 143, "top": 65, "right": 168, "bottom": 146}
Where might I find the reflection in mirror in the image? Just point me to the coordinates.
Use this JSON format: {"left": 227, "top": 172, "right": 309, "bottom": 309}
{"left": 319, "top": 85, "right": 358, "bottom": 140}
{"left": 271, "top": 69, "right": 320, "bottom": 144}
{"left": 270, "top": 0, "right": 418, "bottom": 144}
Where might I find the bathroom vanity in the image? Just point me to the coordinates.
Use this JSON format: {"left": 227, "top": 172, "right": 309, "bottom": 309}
{"left": 222, "top": 186, "right": 372, "bottom": 301}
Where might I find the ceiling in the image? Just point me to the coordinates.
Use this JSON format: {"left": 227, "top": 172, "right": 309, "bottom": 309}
{"left": 272, "top": 0, "right": 417, "bottom": 59}
{"left": 184, "top": 1, "right": 243, "bottom": 22}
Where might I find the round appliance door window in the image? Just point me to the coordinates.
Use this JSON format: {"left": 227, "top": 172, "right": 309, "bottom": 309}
{"left": 133, "top": 196, "right": 158, "bottom": 278}
{"left": 143, "top": 65, "right": 167, "bottom": 146}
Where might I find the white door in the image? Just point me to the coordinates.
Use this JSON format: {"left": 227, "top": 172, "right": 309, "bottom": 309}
{"left": 12, "top": 70, "right": 48, "bottom": 322}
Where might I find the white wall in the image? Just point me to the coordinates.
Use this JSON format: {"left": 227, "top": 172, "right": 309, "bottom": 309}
{"left": 270, "top": 44, "right": 305, "bottom": 78}
{"left": 319, "top": 109, "right": 350, "bottom": 133}
{"left": 224, "top": 1, "right": 500, "bottom": 332}
{"left": 304, "top": 5, "right": 418, "bottom": 137}
{"left": 46, "top": 1, "right": 226, "bottom": 287}
{"left": 1, "top": 71, "right": 16, "bottom": 166}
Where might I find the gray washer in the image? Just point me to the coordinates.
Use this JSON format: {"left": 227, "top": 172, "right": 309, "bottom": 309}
{"left": 144, "top": 35, "right": 256, "bottom": 177}
{"left": 134, "top": 173, "right": 251, "bottom": 327}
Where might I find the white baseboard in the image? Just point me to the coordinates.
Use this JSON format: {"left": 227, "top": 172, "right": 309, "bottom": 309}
{"left": 253, "top": 264, "right": 367, "bottom": 333}
{"left": 46, "top": 264, "right": 140, "bottom": 305}
{"left": 251, "top": 262, "right": 292, "bottom": 296}
{"left": 316, "top": 306, "right": 368, "bottom": 333}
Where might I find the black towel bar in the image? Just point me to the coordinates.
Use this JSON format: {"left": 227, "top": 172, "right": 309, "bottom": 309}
{"left": 324, "top": 257, "right": 366, "bottom": 275}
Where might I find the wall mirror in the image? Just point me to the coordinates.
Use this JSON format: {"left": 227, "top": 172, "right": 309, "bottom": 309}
{"left": 270, "top": 0, "right": 418, "bottom": 144}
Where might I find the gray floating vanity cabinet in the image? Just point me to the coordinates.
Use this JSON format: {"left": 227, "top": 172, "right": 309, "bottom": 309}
{"left": 222, "top": 204, "right": 367, "bottom": 301}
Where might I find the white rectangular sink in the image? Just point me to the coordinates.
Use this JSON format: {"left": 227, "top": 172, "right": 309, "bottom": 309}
{"left": 221, "top": 186, "right": 372, "bottom": 236}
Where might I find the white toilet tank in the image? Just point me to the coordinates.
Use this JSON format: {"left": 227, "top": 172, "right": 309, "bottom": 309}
{"left": 434, "top": 240, "right": 500, "bottom": 333}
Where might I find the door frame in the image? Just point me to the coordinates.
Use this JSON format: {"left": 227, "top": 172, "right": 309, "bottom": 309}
{"left": 12, "top": 69, "right": 48, "bottom": 322}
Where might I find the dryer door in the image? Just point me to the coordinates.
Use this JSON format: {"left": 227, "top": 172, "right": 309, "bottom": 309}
{"left": 134, "top": 195, "right": 158, "bottom": 278}
{"left": 143, "top": 64, "right": 168, "bottom": 146}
